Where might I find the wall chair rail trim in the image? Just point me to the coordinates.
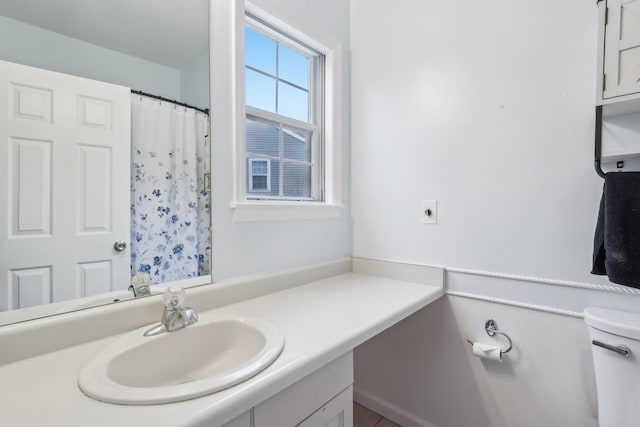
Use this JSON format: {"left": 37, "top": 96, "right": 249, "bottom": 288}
{"left": 446, "top": 267, "right": 640, "bottom": 296}
{"left": 446, "top": 290, "right": 584, "bottom": 319}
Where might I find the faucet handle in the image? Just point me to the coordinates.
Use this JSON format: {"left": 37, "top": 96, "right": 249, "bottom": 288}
{"left": 163, "top": 286, "right": 185, "bottom": 308}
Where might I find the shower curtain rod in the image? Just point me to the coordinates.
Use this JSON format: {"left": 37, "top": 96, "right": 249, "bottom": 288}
{"left": 131, "top": 89, "right": 209, "bottom": 115}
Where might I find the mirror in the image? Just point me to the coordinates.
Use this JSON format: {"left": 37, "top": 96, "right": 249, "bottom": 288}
{"left": 0, "top": 0, "right": 211, "bottom": 326}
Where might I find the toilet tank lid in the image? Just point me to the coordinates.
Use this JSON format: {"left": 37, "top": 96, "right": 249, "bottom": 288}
{"left": 584, "top": 307, "right": 640, "bottom": 340}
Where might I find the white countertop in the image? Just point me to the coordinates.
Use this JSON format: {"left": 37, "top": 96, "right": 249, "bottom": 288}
{"left": 0, "top": 271, "right": 442, "bottom": 427}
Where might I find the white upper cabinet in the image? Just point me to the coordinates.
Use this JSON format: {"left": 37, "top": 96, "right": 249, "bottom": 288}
{"left": 599, "top": 0, "right": 640, "bottom": 104}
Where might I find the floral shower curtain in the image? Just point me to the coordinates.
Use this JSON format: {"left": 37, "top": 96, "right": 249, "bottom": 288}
{"left": 130, "top": 95, "right": 211, "bottom": 284}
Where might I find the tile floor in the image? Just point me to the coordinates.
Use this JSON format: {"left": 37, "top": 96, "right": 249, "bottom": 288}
{"left": 353, "top": 402, "right": 401, "bottom": 427}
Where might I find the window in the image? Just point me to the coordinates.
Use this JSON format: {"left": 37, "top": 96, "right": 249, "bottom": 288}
{"left": 244, "top": 13, "right": 324, "bottom": 201}
{"left": 249, "top": 158, "right": 271, "bottom": 192}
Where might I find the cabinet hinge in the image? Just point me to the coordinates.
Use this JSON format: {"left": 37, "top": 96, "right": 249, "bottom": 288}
{"left": 603, "top": 74, "right": 607, "bottom": 92}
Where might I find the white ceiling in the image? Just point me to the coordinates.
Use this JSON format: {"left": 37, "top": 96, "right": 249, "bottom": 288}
{"left": 0, "top": 0, "right": 209, "bottom": 69}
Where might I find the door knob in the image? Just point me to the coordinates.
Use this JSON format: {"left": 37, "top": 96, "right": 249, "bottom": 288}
{"left": 113, "top": 241, "right": 127, "bottom": 252}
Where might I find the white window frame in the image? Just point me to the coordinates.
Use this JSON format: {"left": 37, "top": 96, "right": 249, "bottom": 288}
{"left": 231, "top": 1, "right": 344, "bottom": 222}
{"left": 248, "top": 158, "right": 271, "bottom": 192}
{"left": 244, "top": 14, "right": 321, "bottom": 202}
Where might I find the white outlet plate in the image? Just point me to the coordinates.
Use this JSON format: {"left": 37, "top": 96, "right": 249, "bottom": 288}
{"left": 422, "top": 200, "right": 437, "bottom": 224}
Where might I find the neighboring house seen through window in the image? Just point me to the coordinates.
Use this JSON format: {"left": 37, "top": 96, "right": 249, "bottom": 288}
{"left": 244, "top": 13, "right": 324, "bottom": 201}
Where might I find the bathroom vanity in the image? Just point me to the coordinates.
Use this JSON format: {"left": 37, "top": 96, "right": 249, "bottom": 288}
{"left": 225, "top": 352, "right": 353, "bottom": 427}
{"left": 0, "top": 258, "right": 443, "bottom": 426}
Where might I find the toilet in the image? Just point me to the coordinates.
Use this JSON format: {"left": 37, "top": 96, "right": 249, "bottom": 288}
{"left": 584, "top": 307, "right": 640, "bottom": 427}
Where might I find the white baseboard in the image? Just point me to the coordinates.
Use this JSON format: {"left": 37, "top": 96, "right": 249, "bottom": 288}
{"left": 354, "top": 387, "right": 439, "bottom": 427}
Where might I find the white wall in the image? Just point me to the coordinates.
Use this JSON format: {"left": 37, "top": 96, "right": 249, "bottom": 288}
{"left": 0, "top": 14, "right": 211, "bottom": 109}
{"left": 355, "top": 296, "right": 598, "bottom": 427}
{"left": 0, "top": 16, "right": 181, "bottom": 99}
{"left": 350, "top": 1, "right": 640, "bottom": 426}
{"left": 181, "top": 52, "right": 210, "bottom": 111}
{"left": 209, "top": 0, "right": 351, "bottom": 281}
{"left": 351, "top": 0, "right": 602, "bottom": 285}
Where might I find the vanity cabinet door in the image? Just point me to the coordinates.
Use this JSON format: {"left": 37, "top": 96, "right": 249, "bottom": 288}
{"left": 254, "top": 351, "right": 353, "bottom": 427}
{"left": 222, "top": 410, "right": 252, "bottom": 427}
{"left": 296, "top": 386, "right": 353, "bottom": 427}
{"left": 602, "top": 0, "right": 640, "bottom": 99}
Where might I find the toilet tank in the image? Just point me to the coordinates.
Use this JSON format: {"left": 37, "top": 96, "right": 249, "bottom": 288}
{"left": 584, "top": 307, "right": 640, "bottom": 427}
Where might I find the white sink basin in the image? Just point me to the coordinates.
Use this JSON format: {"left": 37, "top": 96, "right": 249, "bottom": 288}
{"left": 78, "top": 315, "right": 284, "bottom": 405}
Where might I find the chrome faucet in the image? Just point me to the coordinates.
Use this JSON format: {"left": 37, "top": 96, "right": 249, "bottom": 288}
{"left": 144, "top": 286, "right": 198, "bottom": 337}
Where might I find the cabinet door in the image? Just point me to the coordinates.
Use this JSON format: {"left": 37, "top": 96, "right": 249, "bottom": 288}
{"left": 222, "top": 410, "right": 252, "bottom": 427}
{"left": 254, "top": 352, "right": 353, "bottom": 426}
{"left": 604, "top": 0, "right": 640, "bottom": 99}
{"left": 297, "top": 386, "right": 353, "bottom": 427}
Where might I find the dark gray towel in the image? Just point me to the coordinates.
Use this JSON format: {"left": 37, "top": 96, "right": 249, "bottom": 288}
{"left": 592, "top": 172, "right": 640, "bottom": 288}
{"left": 592, "top": 186, "right": 606, "bottom": 276}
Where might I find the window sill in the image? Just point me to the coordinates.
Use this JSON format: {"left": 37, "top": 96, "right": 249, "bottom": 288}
{"left": 231, "top": 201, "right": 344, "bottom": 222}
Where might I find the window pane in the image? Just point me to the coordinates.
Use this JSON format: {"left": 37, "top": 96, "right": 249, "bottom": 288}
{"left": 246, "top": 69, "right": 276, "bottom": 113}
{"left": 278, "top": 82, "right": 308, "bottom": 122}
{"left": 283, "top": 163, "right": 311, "bottom": 198}
{"left": 252, "top": 160, "right": 268, "bottom": 175}
{"left": 279, "top": 45, "right": 309, "bottom": 89}
{"left": 246, "top": 118, "right": 279, "bottom": 157}
{"left": 245, "top": 28, "right": 276, "bottom": 75}
{"left": 252, "top": 175, "right": 268, "bottom": 190}
{"left": 283, "top": 127, "right": 311, "bottom": 162}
